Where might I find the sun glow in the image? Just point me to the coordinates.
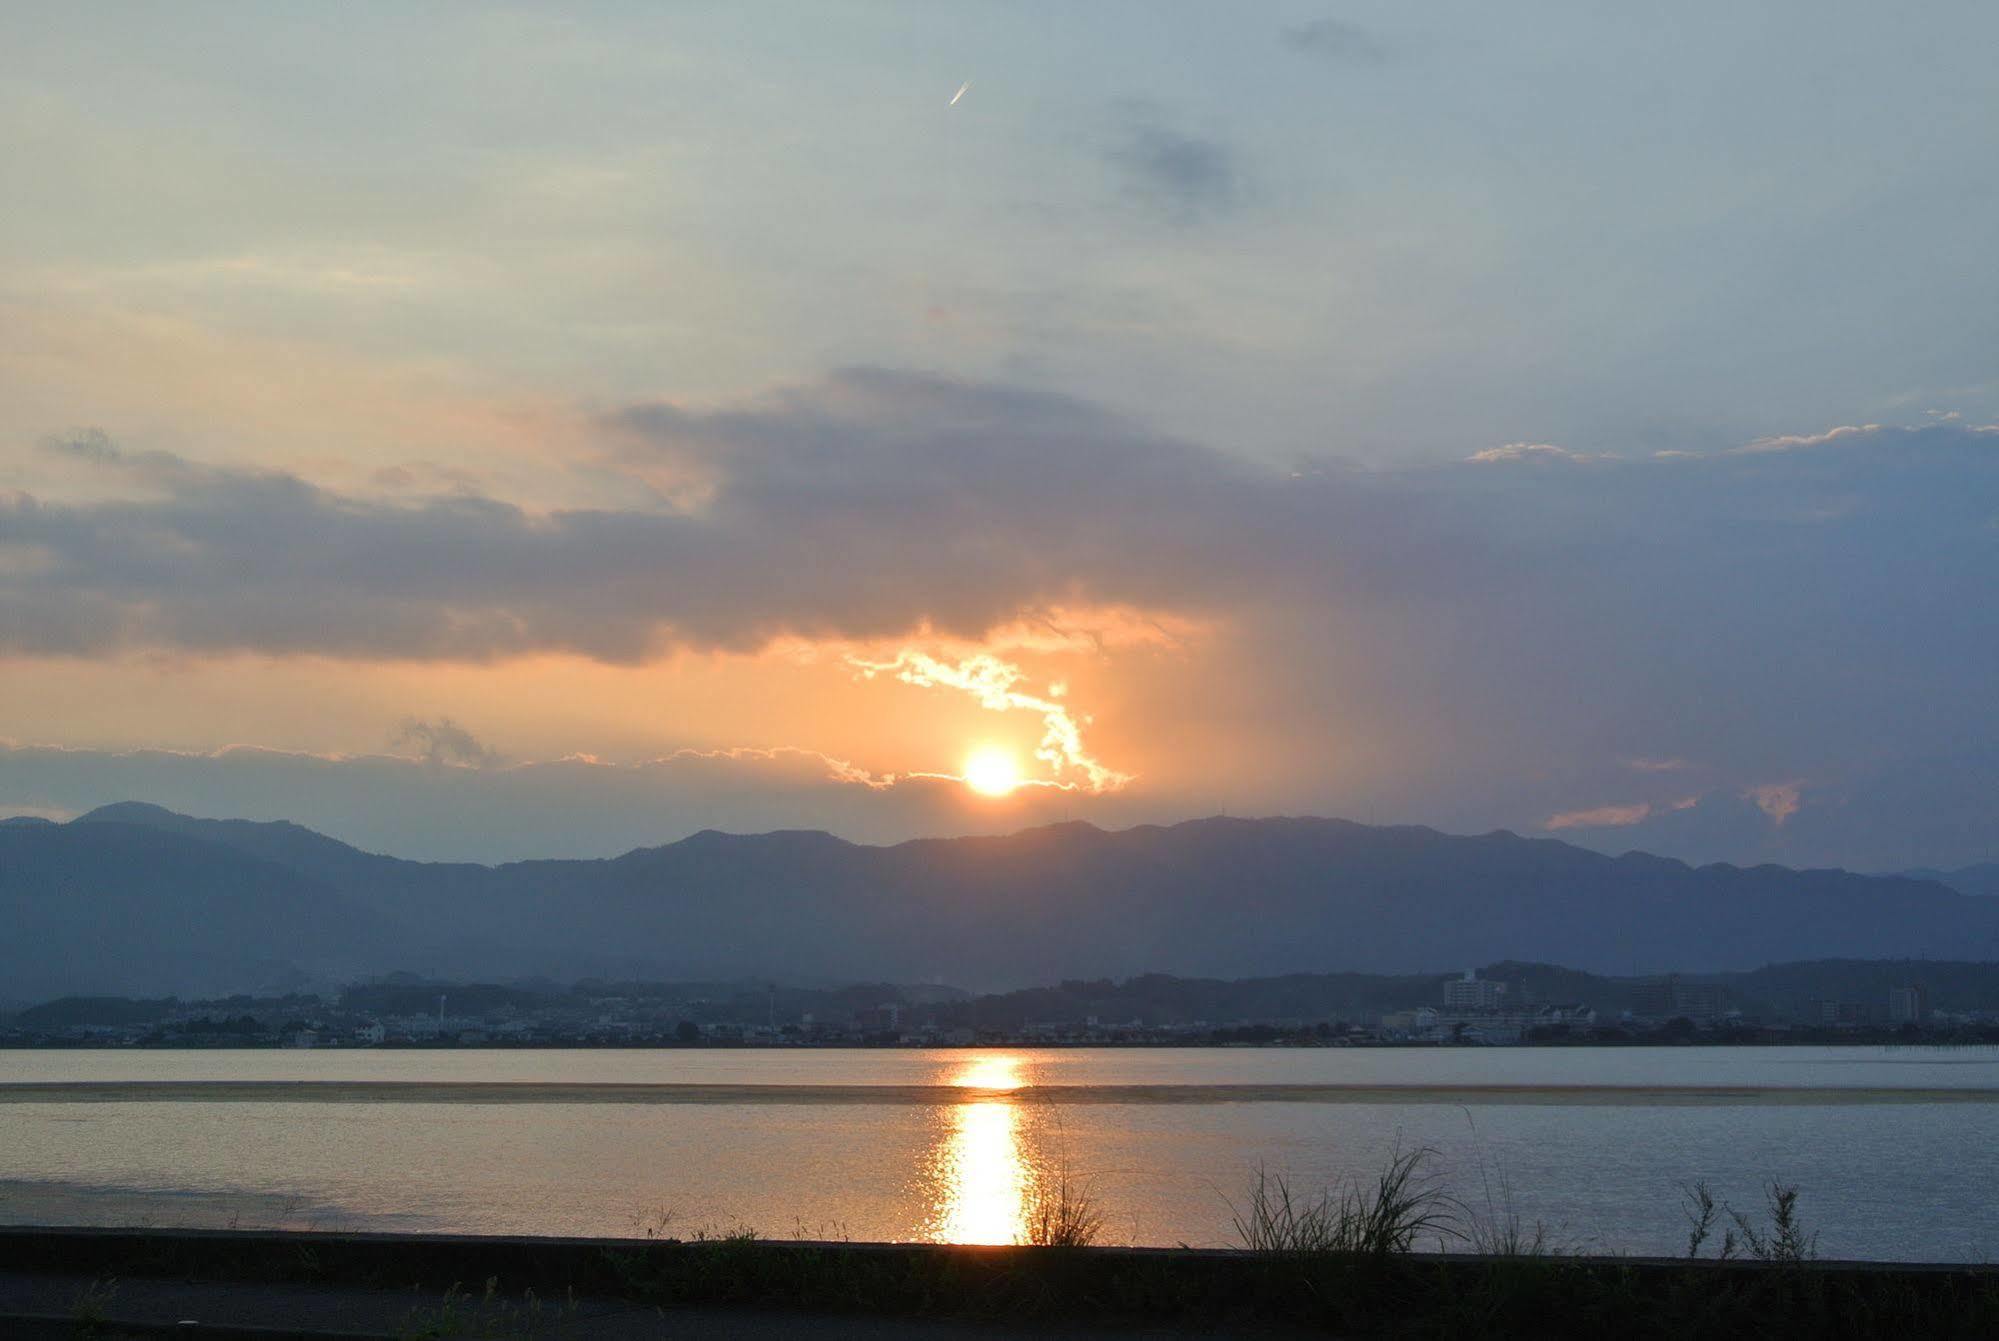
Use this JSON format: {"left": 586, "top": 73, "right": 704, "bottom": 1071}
{"left": 952, "top": 1054, "right": 1027, "bottom": 1091}
{"left": 961, "top": 745, "right": 1024, "bottom": 797}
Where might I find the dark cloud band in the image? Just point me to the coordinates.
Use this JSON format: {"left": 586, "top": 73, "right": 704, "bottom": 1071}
{"left": 4, "top": 370, "right": 1995, "bottom": 687}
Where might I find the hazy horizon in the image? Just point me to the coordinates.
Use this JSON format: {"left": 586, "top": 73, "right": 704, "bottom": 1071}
{"left": 14, "top": 795, "right": 1996, "bottom": 878}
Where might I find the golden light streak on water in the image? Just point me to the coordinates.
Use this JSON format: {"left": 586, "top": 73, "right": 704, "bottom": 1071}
{"left": 928, "top": 1053, "right": 1036, "bottom": 1243}
{"left": 951, "top": 1054, "right": 1026, "bottom": 1091}
{"left": 930, "top": 1099, "right": 1030, "bottom": 1244}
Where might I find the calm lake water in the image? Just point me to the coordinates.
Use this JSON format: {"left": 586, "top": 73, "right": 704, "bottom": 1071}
{"left": 3, "top": 1047, "right": 1996, "bottom": 1260}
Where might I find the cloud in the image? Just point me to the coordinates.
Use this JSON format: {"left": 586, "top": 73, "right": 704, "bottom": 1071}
{"left": 393, "top": 718, "right": 501, "bottom": 769}
{"left": 1545, "top": 795, "right": 1700, "bottom": 831}
{"left": 370, "top": 462, "right": 485, "bottom": 494}
{"left": 849, "top": 649, "right": 1131, "bottom": 792}
{"left": 1626, "top": 757, "right": 1692, "bottom": 773}
{"left": 5, "top": 376, "right": 1999, "bottom": 870}
{"left": 1467, "top": 443, "right": 1616, "bottom": 465}
{"left": 660, "top": 746, "right": 896, "bottom": 791}
{"left": 6, "top": 382, "right": 1998, "bottom": 699}
{"left": 1279, "top": 19, "right": 1393, "bottom": 64}
{"left": 7, "top": 383, "right": 1997, "bottom": 682}
{"left": 1736, "top": 424, "right": 1885, "bottom": 454}
{"left": 1103, "top": 106, "right": 1241, "bottom": 223}
{"left": 1745, "top": 780, "right": 1805, "bottom": 826}
{"left": 1544, "top": 802, "right": 1652, "bottom": 830}
{"left": 5, "top": 372, "right": 1284, "bottom": 664}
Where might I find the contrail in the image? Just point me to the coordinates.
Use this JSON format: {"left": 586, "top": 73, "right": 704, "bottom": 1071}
{"left": 949, "top": 81, "right": 970, "bottom": 106}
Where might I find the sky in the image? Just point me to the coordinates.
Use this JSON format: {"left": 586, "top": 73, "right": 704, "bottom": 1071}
{"left": 2, "top": 2, "right": 1995, "bottom": 870}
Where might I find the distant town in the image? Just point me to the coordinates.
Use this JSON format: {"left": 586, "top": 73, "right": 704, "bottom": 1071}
{"left": 8, "top": 958, "right": 1999, "bottom": 1050}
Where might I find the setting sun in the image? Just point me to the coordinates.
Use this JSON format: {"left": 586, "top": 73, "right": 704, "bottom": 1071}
{"left": 962, "top": 746, "right": 1024, "bottom": 798}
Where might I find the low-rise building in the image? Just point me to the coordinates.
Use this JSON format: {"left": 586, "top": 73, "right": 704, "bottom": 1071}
{"left": 1379, "top": 1007, "right": 1439, "bottom": 1037}
{"left": 1634, "top": 975, "right": 1725, "bottom": 1022}
{"left": 855, "top": 1004, "right": 902, "bottom": 1032}
{"left": 1443, "top": 972, "right": 1506, "bottom": 1011}
{"left": 1888, "top": 985, "right": 1927, "bottom": 1024}
{"left": 1816, "top": 1000, "right": 1866, "bottom": 1026}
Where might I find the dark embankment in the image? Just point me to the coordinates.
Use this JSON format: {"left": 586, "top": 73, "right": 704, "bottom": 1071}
{"left": 4, "top": 1227, "right": 1998, "bottom": 1339}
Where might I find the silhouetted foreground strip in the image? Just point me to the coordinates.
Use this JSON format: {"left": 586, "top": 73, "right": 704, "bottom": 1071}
{"left": 3, "top": 1227, "right": 1998, "bottom": 1339}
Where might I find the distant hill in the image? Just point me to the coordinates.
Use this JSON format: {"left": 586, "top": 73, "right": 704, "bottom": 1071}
{"left": 5, "top": 804, "right": 1998, "bottom": 997}
{"left": 0, "top": 820, "right": 392, "bottom": 1000}
{"left": 72, "top": 801, "right": 419, "bottom": 889}
{"left": 1903, "top": 863, "right": 1999, "bottom": 899}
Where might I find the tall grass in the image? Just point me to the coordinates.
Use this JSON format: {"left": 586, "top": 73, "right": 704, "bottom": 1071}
{"left": 1026, "top": 1162, "right": 1106, "bottom": 1248}
{"left": 1229, "top": 1146, "right": 1457, "bottom": 1256}
{"left": 1458, "top": 1197, "right": 1556, "bottom": 1258}
{"left": 1682, "top": 1179, "right": 1818, "bottom": 1263}
{"left": 1681, "top": 1180, "right": 1726, "bottom": 1258}
{"left": 1456, "top": 1111, "right": 1560, "bottom": 1257}
{"left": 1731, "top": 1183, "right": 1818, "bottom": 1263}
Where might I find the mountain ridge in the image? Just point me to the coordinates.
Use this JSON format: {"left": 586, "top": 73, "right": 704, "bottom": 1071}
{"left": 6, "top": 802, "right": 1992, "bottom": 999}
{"left": 72, "top": 799, "right": 1957, "bottom": 887}
{"left": 1903, "top": 862, "right": 1999, "bottom": 898}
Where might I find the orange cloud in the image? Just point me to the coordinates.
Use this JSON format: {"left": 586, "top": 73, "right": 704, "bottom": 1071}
{"left": 664, "top": 745, "right": 897, "bottom": 791}
{"left": 1545, "top": 795, "right": 1699, "bottom": 831}
{"left": 1545, "top": 802, "right": 1651, "bottom": 830}
{"left": 1744, "top": 780, "right": 1805, "bottom": 826}
{"left": 848, "top": 649, "right": 1132, "bottom": 793}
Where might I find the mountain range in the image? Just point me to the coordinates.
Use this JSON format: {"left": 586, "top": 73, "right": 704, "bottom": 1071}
{"left": 3, "top": 802, "right": 1997, "bottom": 1000}
{"left": 1904, "top": 863, "right": 1999, "bottom": 899}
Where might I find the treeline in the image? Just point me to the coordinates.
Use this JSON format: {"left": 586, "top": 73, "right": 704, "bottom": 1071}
{"left": 916, "top": 958, "right": 1999, "bottom": 1031}
{"left": 9, "top": 958, "right": 1999, "bottom": 1033}
{"left": 8, "top": 992, "right": 320, "bottom": 1030}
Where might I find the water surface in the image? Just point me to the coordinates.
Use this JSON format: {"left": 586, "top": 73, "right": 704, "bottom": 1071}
{"left": 3, "top": 1047, "right": 1994, "bottom": 1260}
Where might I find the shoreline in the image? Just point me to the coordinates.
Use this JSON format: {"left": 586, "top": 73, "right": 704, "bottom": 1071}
{"left": 6, "top": 1078, "right": 1999, "bottom": 1106}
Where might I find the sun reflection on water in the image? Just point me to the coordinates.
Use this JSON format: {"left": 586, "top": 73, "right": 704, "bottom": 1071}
{"left": 932, "top": 1100, "right": 1029, "bottom": 1243}
{"left": 951, "top": 1054, "right": 1027, "bottom": 1091}
{"left": 928, "top": 1054, "right": 1035, "bottom": 1243}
